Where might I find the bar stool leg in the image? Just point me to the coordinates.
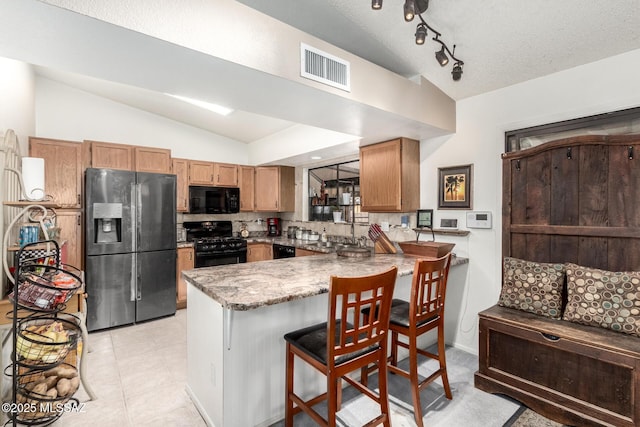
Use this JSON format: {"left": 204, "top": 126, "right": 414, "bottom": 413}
{"left": 377, "top": 350, "right": 392, "bottom": 427}
{"left": 409, "top": 335, "right": 424, "bottom": 427}
{"left": 438, "top": 325, "right": 452, "bottom": 399}
{"left": 390, "top": 330, "right": 399, "bottom": 367}
{"left": 285, "top": 343, "right": 295, "bottom": 427}
{"left": 327, "top": 376, "right": 339, "bottom": 427}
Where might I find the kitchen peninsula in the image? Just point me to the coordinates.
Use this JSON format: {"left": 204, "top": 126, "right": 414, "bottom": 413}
{"left": 183, "top": 252, "right": 468, "bottom": 427}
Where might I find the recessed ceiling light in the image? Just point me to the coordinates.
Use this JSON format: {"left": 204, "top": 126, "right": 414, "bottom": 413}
{"left": 164, "top": 93, "right": 234, "bottom": 116}
{"left": 311, "top": 156, "right": 322, "bottom": 160}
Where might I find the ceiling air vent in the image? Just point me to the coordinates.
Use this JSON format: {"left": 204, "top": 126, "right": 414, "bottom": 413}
{"left": 300, "top": 43, "right": 351, "bottom": 92}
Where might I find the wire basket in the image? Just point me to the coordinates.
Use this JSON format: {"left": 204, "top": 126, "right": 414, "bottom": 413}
{"left": 13, "top": 363, "right": 80, "bottom": 424}
{"left": 15, "top": 316, "right": 80, "bottom": 369}
{"left": 10, "top": 264, "right": 82, "bottom": 312}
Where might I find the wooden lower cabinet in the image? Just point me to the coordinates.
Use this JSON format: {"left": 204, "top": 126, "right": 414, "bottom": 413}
{"left": 295, "top": 248, "right": 321, "bottom": 257}
{"left": 247, "top": 243, "right": 273, "bottom": 262}
{"left": 475, "top": 305, "right": 640, "bottom": 427}
{"left": 176, "top": 246, "right": 194, "bottom": 309}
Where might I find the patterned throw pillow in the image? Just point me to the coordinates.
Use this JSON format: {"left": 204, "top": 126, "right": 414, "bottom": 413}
{"left": 499, "top": 257, "right": 566, "bottom": 319}
{"left": 562, "top": 263, "right": 640, "bottom": 337}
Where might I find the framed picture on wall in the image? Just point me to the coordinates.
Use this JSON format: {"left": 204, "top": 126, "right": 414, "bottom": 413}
{"left": 438, "top": 164, "right": 472, "bottom": 209}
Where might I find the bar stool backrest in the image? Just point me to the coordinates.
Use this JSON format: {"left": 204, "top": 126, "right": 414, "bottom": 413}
{"left": 327, "top": 266, "right": 397, "bottom": 367}
{"left": 410, "top": 254, "right": 452, "bottom": 328}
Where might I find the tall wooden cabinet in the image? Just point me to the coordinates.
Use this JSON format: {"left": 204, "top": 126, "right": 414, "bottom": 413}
{"left": 29, "top": 138, "right": 83, "bottom": 208}
{"left": 255, "top": 166, "right": 295, "bottom": 212}
{"left": 239, "top": 166, "right": 255, "bottom": 211}
{"left": 359, "top": 137, "right": 420, "bottom": 212}
{"left": 176, "top": 246, "right": 194, "bottom": 309}
{"left": 172, "top": 158, "right": 189, "bottom": 212}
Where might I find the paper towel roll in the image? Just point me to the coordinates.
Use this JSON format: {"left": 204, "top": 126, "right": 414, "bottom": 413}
{"left": 22, "top": 157, "right": 45, "bottom": 200}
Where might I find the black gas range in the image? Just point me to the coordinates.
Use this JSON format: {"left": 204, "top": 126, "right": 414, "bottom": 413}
{"left": 183, "top": 221, "right": 247, "bottom": 267}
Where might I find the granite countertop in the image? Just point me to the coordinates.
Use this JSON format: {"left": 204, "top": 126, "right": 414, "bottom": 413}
{"left": 182, "top": 253, "right": 468, "bottom": 311}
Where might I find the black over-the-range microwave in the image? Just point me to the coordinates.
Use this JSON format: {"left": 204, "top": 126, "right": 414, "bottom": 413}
{"left": 188, "top": 186, "right": 240, "bottom": 214}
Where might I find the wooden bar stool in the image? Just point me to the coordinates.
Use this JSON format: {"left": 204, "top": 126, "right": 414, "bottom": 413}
{"left": 361, "top": 254, "right": 452, "bottom": 427}
{"left": 284, "top": 266, "right": 398, "bottom": 427}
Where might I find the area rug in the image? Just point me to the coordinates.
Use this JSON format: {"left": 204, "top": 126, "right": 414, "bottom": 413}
{"left": 271, "top": 346, "right": 522, "bottom": 427}
{"left": 504, "top": 406, "right": 565, "bottom": 427}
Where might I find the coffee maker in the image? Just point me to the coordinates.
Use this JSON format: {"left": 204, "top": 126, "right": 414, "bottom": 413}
{"left": 267, "top": 217, "right": 281, "bottom": 236}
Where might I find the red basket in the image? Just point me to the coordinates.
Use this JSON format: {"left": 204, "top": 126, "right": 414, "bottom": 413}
{"left": 9, "top": 265, "right": 82, "bottom": 312}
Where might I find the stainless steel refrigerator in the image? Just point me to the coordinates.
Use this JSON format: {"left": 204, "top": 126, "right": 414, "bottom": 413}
{"left": 85, "top": 168, "right": 177, "bottom": 331}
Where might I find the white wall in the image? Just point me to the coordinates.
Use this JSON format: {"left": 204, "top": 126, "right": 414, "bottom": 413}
{"left": 0, "top": 58, "right": 35, "bottom": 154}
{"left": 424, "top": 48, "right": 640, "bottom": 353}
{"left": 34, "top": 77, "right": 248, "bottom": 163}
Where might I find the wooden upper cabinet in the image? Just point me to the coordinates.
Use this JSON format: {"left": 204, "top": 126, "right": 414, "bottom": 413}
{"left": 239, "top": 166, "right": 255, "bottom": 211}
{"left": 172, "top": 158, "right": 189, "bottom": 212}
{"left": 189, "top": 161, "right": 215, "bottom": 185}
{"left": 254, "top": 166, "right": 295, "bottom": 212}
{"left": 213, "top": 163, "right": 238, "bottom": 187}
{"left": 359, "top": 137, "right": 420, "bottom": 212}
{"left": 86, "top": 140, "right": 134, "bottom": 171}
{"left": 134, "top": 146, "right": 171, "bottom": 173}
{"left": 29, "top": 137, "right": 83, "bottom": 208}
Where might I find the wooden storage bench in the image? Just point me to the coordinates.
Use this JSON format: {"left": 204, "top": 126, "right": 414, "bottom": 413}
{"left": 475, "top": 305, "right": 640, "bottom": 427}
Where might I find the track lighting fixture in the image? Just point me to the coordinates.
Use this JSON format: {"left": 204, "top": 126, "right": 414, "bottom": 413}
{"left": 435, "top": 46, "right": 448, "bottom": 66}
{"left": 371, "top": 0, "right": 464, "bottom": 81}
{"left": 403, "top": 0, "right": 416, "bottom": 21}
{"left": 415, "top": 23, "right": 427, "bottom": 45}
{"left": 451, "top": 62, "right": 463, "bottom": 81}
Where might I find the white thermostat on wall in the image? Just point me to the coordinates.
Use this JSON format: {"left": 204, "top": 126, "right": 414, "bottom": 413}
{"left": 466, "top": 211, "right": 493, "bottom": 229}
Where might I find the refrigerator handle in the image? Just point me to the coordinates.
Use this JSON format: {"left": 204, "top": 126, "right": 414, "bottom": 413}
{"left": 136, "top": 262, "right": 142, "bottom": 301}
{"left": 131, "top": 184, "right": 137, "bottom": 249}
{"left": 134, "top": 184, "right": 143, "bottom": 302}
{"left": 130, "top": 258, "right": 136, "bottom": 302}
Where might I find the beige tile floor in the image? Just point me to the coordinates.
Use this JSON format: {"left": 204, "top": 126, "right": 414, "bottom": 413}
{"left": 55, "top": 309, "right": 206, "bottom": 427}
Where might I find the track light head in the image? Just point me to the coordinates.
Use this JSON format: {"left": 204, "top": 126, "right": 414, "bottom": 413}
{"left": 404, "top": 0, "right": 416, "bottom": 21}
{"left": 415, "top": 23, "right": 427, "bottom": 45}
{"left": 451, "top": 62, "right": 463, "bottom": 81}
{"left": 371, "top": 0, "right": 382, "bottom": 10}
{"left": 435, "top": 46, "right": 449, "bottom": 66}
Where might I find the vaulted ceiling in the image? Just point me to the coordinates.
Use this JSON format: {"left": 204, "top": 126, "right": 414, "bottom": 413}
{"left": 2, "top": 0, "right": 640, "bottom": 166}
